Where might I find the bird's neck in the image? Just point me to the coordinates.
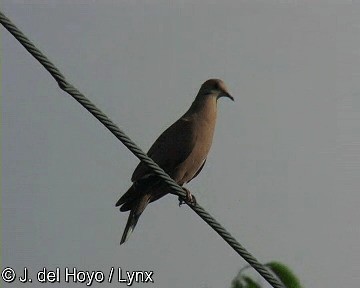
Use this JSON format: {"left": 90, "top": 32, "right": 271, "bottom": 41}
{"left": 186, "top": 95, "right": 218, "bottom": 122}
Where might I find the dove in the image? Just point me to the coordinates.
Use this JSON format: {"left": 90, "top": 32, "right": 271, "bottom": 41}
{"left": 116, "top": 79, "right": 233, "bottom": 244}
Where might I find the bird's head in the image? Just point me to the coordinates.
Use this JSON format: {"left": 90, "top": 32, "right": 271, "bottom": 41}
{"left": 198, "top": 79, "right": 234, "bottom": 101}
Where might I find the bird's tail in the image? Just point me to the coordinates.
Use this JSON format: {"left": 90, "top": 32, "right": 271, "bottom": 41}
{"left": 120, "top": 194, "right": 151, "bottom": 245}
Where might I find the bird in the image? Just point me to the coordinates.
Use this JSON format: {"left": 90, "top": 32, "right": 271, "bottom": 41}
{"left": 116, "top": 79, "right": 234, "bottom": 244}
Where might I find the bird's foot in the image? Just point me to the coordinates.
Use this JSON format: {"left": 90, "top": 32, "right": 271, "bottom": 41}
{"left": 178, "top": 187, "right": 197, "bottom": 206}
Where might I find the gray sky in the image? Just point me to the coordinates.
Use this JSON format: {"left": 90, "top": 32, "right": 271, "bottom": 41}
{"left": 2, "top": 1, "right": 360, "bottom": 288}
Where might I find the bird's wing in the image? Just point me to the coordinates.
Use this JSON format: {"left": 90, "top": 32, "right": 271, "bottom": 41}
{"left": 131, "top": 117, "right": 197, "bottom": 182}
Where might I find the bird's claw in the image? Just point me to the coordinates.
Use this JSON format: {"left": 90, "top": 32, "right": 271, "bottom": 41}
{"left": 178, "top": 188, "right": 197, "bottom": 206}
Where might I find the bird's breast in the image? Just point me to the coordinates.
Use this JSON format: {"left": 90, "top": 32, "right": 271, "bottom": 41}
{"left": 177, "top": 117, "right": 216, "bottom": 184}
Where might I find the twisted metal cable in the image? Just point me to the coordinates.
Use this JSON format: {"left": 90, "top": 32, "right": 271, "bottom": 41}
{"left": 1, "top": 10, "right": 285, "bottom": 288}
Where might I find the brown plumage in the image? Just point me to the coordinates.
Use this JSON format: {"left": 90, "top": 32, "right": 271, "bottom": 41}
{"left": 116, "top": 79, "right": 233, "bottom": 244}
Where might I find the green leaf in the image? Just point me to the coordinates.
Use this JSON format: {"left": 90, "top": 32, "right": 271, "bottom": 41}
{"left": 231, "top": 275, "right": 262, "bottom": 288}
{"left": 231, "top": 275, "right": 245, "bottom": 288}
{"left": 242, "top": 276, "right": 262, "bottom": 288}
{"left": 266, "top": 262, "right": 302, "bottom": 288}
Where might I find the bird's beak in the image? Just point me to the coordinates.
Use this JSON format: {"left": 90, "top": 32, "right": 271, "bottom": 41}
{"left": 222, "top": 91, "right": 234, "bottom": 101}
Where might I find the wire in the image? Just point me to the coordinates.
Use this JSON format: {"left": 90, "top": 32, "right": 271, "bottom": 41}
{"left": 1, "top": 10, "right": 285, "bottom": 288}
